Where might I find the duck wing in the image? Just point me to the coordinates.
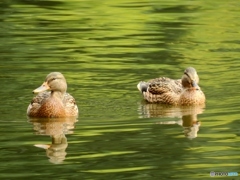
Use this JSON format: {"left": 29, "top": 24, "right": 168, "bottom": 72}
{"left": 27, "top": 92, "right": 50, "bottom": 116}
{"left": 63, "top": 93, "right": 79, "bottom": 117}
{"left": 138, "top": 77, "right": 183, "bottom": 104}
{"left": 148, "top": 77, "right": 182, "bottom": 95}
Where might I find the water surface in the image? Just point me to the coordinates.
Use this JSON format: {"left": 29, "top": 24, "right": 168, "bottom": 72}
{"left": 0, "top": 0, "right": 240, "bottom": 179}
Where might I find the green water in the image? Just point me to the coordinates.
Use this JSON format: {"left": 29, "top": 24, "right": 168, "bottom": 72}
{"left": 0, "top": 0, "right": 239, "bottom": 179}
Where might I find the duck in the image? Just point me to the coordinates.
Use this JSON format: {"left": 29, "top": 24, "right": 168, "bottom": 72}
{"left": 27, "top": 72, "right": 78, "bottom": 118}
{"left": 137, "top": 67, "right": 205, "bottom": 105}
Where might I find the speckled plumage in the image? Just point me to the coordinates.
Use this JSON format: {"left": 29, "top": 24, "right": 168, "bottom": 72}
{"left": 27, "top": 72, "right": 78, "bottom": 118}
{"left": 137, "top": 67, "right": 205, "bottom": 105}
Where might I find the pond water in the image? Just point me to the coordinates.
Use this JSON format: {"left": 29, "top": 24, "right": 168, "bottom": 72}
{"left": 0, "top": 0, "right": 240, "bottom": 179}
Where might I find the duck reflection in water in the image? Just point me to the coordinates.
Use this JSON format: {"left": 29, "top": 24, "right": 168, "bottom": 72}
{"left": 28, "top": 117, "right": 78, "bottom": 164}
{"left": 138, "top": 103, "right": 205, "bottom": 139}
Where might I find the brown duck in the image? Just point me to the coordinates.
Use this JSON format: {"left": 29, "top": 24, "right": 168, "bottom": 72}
{"left": 137, "top": 67, "right": 205, "bottom": 105}
{"left": 27, "top": 72, "right": 78, "bottom": 118}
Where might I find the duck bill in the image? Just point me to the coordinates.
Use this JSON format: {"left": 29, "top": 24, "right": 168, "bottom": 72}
{"left": 191, "top": 81, "right": 200, "bottom": 90}
{"left": 33, "top": 82, "right": 50, "bottom": 93}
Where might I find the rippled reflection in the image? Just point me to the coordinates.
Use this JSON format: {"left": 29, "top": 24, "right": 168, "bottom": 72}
{"left": 138, "top": 102, "right": 205, "bottom": 139}
{"left": 28, "top": 117, "right": 78, "bottom": 164}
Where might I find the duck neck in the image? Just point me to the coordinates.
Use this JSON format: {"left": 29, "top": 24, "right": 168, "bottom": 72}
{"left": 51, "top": 90, "right": 65, "bottom": 100}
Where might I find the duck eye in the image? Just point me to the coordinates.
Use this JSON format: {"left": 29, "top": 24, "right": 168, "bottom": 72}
{"left": 48, "top": 78, "right": 56, "bottom": 83}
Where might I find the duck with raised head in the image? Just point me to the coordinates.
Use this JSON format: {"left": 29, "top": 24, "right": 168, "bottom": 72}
{"left": 137, "top": 67, "right": 205, "bottom": 105}
{"left": 27, "top": 72, "right": 78, "bottom": 118}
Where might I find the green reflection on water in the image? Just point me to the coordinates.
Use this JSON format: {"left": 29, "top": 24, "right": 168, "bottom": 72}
{"left": 68, "top": 151, "right": 138, "bottom": 159}
{"left": 82, "top": 166, "right": 154, "bottom": 173}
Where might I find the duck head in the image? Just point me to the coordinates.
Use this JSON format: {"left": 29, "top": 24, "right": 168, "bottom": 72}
{"left": 181, "top": 67, "right": 200, "bottom": 90}
{"left": 33, "top": 72, "right": 67, "bottom": 94}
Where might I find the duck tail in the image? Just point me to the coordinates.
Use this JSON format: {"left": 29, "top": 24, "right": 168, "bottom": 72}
{"left": 137, "top": 81, "right": 148, "bottom": 93}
